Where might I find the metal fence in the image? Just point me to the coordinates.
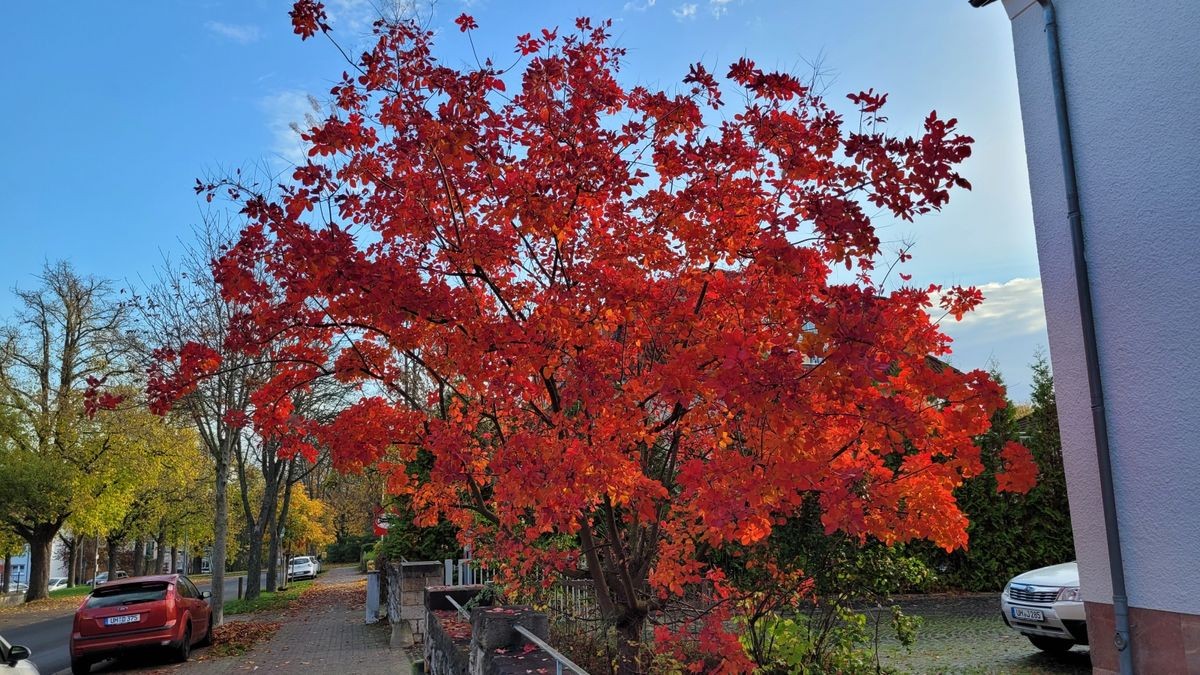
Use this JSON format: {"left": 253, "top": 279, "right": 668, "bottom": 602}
{"left": 442, "top": 557, "right": 497, "bottom": 586}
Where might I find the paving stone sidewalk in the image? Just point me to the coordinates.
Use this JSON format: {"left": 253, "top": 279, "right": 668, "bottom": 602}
{"left": 158, "top": 566, "right": 411, "bottom": 675}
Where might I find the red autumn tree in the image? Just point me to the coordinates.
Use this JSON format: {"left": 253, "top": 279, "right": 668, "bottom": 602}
{"left": 156, "top": 4, "right": 1036, "bottom": 670}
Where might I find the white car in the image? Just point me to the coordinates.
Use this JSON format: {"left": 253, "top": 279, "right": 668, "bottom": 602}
{"left": 47, "top": 577, "right": 68, "bottom": 591}
{"left": 1000, "top": 561, "right": 1088, "bottom": 652}
{"left": 287, "top": 556, "right": 319, "bottom": 580}
{"left": 0, "top": 633, "right": 38, "bottom": 674}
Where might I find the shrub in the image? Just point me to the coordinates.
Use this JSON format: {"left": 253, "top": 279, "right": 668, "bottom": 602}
{"left": 325, "top": 534, "right": 377, "bottom": 563}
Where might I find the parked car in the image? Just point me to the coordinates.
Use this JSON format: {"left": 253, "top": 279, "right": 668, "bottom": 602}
{"left": 0, "top": 633, "right": 38, "bottom": 674}
{"left": 4, "top": 584, "right": 28, "bottom": 595}
{"left": 83, "top": 571, "right": 128, "bottom": 587}
{"left": 48, "top": 578, "right": 68, "bottom": 592}
{"left": 286, "top": 556, "right": 319, "bottom": 581}
{"left": 69, "top": 575, "right": 212, "bottom": 674}
{"left": 1000, "top": 561, "right": 1087, "bottom": 652}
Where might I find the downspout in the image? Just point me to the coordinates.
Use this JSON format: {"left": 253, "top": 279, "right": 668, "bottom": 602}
{"left": 1034, "top": 1, "right": 1134, "bottom": 671}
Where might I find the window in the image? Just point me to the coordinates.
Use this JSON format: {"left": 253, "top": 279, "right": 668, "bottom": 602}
{"left": 85, "top": 583, "right": 168, "bottom": 609}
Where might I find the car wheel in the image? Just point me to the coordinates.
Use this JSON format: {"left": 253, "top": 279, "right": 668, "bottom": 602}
{"left": 173, "top": 624, "right": 192, "bottom": 662}
{"left": 1027, "top": 634, "right": 1075, "bottom": 653}
{"left": 70, "top": 657, "right": 92, "bottom": 674}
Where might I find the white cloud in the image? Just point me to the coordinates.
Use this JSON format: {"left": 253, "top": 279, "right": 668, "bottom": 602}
{"left": 710, "top": 0, "right": 735, "bottom": 18}
{"left": 939, "top": 277, "right": 1047, "bottom": 336}
{"left": 624, "top": 0, "right": 656, "bottom": 11}
{"left": 672, "top": 3, "right": 698, "bottom": 19}
{"left": 259, "top": 91, "right": 322, "bottom": 167}
{"left": 325, "top": 0, "right": 417, "bottom": 34}
{"left": 931, "top": 277, "right": 1049, "bottom": 401}
{"left": 204, "top": 21, "right": 261, "bottom": 44}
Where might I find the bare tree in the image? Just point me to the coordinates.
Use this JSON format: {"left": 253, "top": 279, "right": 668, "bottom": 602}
{"left": 0, "top": 262, "right": 133, "bottom": 600}
{"left": 136, "top": 219, "right": 264, "bottom": 625}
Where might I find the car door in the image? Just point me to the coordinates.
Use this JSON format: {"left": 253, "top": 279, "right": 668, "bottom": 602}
{"left": 182, "top": 577, "right": 209, "bottom": 639}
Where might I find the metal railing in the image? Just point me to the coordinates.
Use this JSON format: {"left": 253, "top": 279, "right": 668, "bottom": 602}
{"left": 443, "top": 557, "right": 497, "bottom": 586}
{"left": 444, "top": 596, "right": 588, "bottom": 675}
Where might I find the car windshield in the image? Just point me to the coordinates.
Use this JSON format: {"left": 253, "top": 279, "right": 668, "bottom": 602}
{"left": 291, "top": 557, "right": 309, "bottom": 565}
{"left": 85, "top": 582, "right": 168, "bottom": 609}
{"left": 50, "top": 577, "right": 65, "bottom": 583}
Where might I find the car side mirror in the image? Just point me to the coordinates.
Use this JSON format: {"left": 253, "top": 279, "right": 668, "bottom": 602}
{"left": 8, "top": 644, "right": 31, "bottom": 663}
{"left": 200, "top": 591, "right": 212, "bottom": 600}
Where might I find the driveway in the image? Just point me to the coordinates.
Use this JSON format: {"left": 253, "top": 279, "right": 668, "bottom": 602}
{"left": 876, "top": 594, "right": 1091, "bottom": 674}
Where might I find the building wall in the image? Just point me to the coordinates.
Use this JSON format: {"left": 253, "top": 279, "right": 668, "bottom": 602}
{"left": 1001, "top": 0, "right": 1200, "bottom": 668}
{"left": 3, "top": 540, "right": 69, "bottom": 584}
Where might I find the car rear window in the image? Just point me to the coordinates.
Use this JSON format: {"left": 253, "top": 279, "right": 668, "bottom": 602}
{"left": 85, "top": 582, "right": 169, "bottom": 609}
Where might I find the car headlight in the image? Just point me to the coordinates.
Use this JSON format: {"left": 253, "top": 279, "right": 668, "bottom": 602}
{"left": 1003, "top": 581, "right": 1011, "bottom": 596}
{"left": 1057, "top": 586, "right": 1081, "bottom": 601}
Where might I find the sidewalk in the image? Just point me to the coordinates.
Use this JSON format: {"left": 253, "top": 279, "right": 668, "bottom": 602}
{"left": 0, "top": 595, "right": 80, "bottom": 631}
{"left": 181, "top": 566, "right": 411, "bottom": 675}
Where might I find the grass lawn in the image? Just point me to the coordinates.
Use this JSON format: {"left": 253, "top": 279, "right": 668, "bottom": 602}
{"left": 49, "top": 585, "right": 92, "bottom": 599}
{"left": 223, "top": 580, "right": 313, "bottom": 615}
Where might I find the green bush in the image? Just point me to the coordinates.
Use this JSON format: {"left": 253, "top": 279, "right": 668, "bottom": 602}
{"left": 325, "top": 534, "right": 378, "bottom": 564}
{"left": 373, "top": 497, "right": 459, "bottom": 564}
{"left": 742, "top": 606, "right": 918, "bottom": 675}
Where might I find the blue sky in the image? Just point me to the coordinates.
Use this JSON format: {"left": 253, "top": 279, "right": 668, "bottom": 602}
{"left": 0, "top": 0, "right": 1048, "bottom": 400}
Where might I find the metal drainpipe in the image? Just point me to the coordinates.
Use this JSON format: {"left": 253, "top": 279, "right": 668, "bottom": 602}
{"left": 1034, "top": 1, "right": 1134, "bottom": 671}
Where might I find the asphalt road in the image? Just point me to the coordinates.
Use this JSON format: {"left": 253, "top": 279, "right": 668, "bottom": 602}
{"left": 2, "top": 574, "right": 267, "bottom": 675}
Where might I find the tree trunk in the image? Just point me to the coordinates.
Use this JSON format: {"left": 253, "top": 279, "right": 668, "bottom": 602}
{"left": 24, "top": 529, "right": 56, "bottom": 602}
{"left": 155, "top": 530, "right": 167, "bottom": 574}
{"left": 615, "top": 617, "right": 647, "bottom": 675}
{"left": 266, "top": 459, "right": 296, "bottom": 592}
{"left": 76, "top": 538, "right": 91, "bottom": 585}
{"left": 243, "top": 522, "right": 265, "bottom": 601}
{"left": 170, "top": 546, "right": 178, "bottom": 575}
{"left": 65, "top": 536, "right": 78, "bottom": 586}
{"left": 106, "top": 536, "right": 121, "bottom": 578}
{"left": 131, "top": 539, "right": 146, "bottom": 577}
{"left": 2, "top": 553, "right": 10, "bottom": 594}
{"left": 265, "top": 517, "right": 281, "bottom": 592}
{"left": 210, "top": 448, "right": 230, "bottom": 626}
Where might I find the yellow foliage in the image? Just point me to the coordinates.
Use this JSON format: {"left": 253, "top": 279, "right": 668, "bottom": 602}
{"left": 283, "top": 488, "right": 335, "bottom": 552}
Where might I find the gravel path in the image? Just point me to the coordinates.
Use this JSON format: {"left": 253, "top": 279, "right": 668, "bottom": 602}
{"left": 874, "top": 594, "right": 1091, "bottom": 674}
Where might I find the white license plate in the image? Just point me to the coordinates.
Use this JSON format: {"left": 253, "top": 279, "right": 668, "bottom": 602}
{"left": 1011, "top": 607, "right": 1045, "bottom": 622}
{"left": 105, "top": 614, "right": 141, "bottom": 626}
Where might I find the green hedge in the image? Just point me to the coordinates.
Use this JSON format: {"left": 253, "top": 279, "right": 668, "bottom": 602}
{"left": 917, "top": 358, "right": 1075, "bottom": 591}
{"left": 326, "top": 534, "right": 378, "bottom": 563}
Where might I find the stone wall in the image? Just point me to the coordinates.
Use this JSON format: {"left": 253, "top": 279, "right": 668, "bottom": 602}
{"left": 424, "top": 586, "right": 564, "bottom": 675}
{"left": 384, "top": 560, "right": 446, "bottom": 648}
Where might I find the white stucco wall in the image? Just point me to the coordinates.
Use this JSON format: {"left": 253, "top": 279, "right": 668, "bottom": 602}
{"left": 1003, "top": 0, "right": 1200, "bottom": 615}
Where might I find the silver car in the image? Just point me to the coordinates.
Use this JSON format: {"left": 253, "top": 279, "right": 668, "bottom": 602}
{"left": 1000, "top": 561, "right": 1087, "bottom": 652}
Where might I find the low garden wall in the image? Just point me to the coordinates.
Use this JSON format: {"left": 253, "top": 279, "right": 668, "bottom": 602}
{"left": 424, "top": 586, "right": 564, "bottom": 675}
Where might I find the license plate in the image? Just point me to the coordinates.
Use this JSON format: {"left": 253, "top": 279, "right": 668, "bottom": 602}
{"left": 1011, "top": 607, "right": 1045, "bottom": 622}
{"left": 105, "top": 614, "right": 141, "bottom": 626}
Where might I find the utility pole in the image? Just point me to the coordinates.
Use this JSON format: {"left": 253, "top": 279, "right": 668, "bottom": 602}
{"left": 92, "top": 534, "right": 100, "bottom": 586}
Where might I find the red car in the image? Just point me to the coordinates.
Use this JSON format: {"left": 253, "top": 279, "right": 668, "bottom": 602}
{"left": 69, "top": 574, "right": 212, "bottom": 674}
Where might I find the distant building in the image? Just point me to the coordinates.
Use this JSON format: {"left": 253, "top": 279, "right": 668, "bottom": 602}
{"left": 2, "top": 541, "right": 69, "bottom": 585}
{"left": 979, "top": 1, "right": 1200, "bottom": 672}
